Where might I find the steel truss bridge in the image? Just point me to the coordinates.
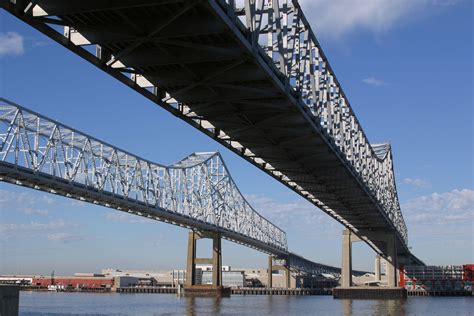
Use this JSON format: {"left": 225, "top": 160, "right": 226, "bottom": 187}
{"left": 0, "top": 99, "right": 367, "bottom": 277}
{"left": 1, "top": 0, "right": 423, "bottom": 265}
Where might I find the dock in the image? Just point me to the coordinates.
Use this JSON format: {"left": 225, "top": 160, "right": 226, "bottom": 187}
{"left": 115, "top": 287, "right": 330, "bottom": 296}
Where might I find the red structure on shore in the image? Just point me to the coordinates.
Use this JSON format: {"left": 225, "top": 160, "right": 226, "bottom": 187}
{"left": 32, "top": 275, "right": 113, "bottom": 289}
{"left": 402, "top": 265, "right": 473, "bottom": 291}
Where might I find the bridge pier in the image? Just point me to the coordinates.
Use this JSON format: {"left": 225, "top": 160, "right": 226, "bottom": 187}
{"left": 267, "top": 256, "right": 273, "bottom": 288}
{"left": 184, "top": 230, "right": 229, "bottom": 296}
{"left": 375, "top": 255, "right": 381, "bottom": 282}
{"left": 341, "top": 229, "right": 353, "bottom": 287}
{"left": 385, "top": 234, "right": 398, "bottom": 287}
{"left": 335, "top": 229, "right": 406, "bottom": 299}
{"left": 268, "top": 256, "right": 292, "bottom": 288}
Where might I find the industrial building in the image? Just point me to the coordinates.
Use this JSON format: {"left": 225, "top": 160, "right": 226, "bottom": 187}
{"left": 31, "top": 273, "right": 114, "bottom": 290}
{"left": 402, "top": 265, "right": 473, "bottom": 291}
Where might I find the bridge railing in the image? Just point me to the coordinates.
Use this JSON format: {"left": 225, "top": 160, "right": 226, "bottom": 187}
{"left": 0, "top": 99, "right": 287, "bottom": 252}
{"left": 221, "top": 0, "right": 407, "bottom": 244}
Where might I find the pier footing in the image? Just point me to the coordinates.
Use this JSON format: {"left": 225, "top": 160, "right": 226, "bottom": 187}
{"left": 184, "top": 285, "right": 231, "bottom": 297}
{"left": 0, "top": 285, "right": 19, "bottom": 316}
{"left": 333, "top": 287, "right": 407, "bottom": 299}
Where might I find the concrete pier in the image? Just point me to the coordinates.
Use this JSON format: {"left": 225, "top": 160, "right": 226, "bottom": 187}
{"left": 333, "top": 287, "right": 407, "bottom": 299}
{"left": 183, "top": 285, "right": 230, "bottom": 297}
{"left": 268, "top": 256, "right": 292, "bottom": 289}
{"left": 184, "top": 230, "right": 229, "bottom": 296}
{"left": 374, "top": 255, "right": 381, "bottom": 282}
{"left": 341, "top": 230, "right": 353, "bottom": 287}
{"left": 267, "top": 256, "right": 273, "bottom": 288}
{"left": 335, "top": 229, "right": 405, "bottom": 299}
{"left": 0, "top": 285, "right": 19, "bottom": 316}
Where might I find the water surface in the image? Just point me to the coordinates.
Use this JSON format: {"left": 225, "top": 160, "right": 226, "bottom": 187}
{"left": 19, "top": 291, "right": 473, "bottom": 316}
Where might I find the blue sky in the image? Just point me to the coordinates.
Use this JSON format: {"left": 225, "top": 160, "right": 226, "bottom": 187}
{"left": 0, "top": 0, "right": 472, "bottom": 275}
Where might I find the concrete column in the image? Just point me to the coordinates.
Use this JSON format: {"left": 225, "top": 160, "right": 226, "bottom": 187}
{"left": 185, "top": 231, "right": 197, "bottom": 286}
{"left": 267, "top": 256, "right": 273, "bottom": 288}
{"left": 285, "top": 266, "right": 291, "bottom": 289}
{"left": 341, "top": 229, "right": 352, "bottom": 287}
{"left": 386, "top": 235, "right": 397, "bottom": 287}
{"left": 375, "top": 255, "right": 381, "bottom": 282}
{"left": 212, "top": 234, "right": 222, "bottom": 286}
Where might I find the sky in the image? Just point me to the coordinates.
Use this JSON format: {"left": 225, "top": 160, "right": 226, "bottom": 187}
{"left": 0, "top": 0, "right": 472, "bottom": 276}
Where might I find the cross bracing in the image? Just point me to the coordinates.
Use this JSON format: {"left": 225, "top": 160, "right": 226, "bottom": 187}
{"left": 0, "top": 99, "right": 286, "bottom": 254}
{"left": 0, "top": 0, "right": 423, "bottom": 265}
{"left": 0, "top": 98, "right": 366, "bottom": 277}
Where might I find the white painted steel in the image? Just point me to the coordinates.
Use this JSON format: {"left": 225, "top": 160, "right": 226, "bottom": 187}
{"left": 0, "top": 99, "right": 287, "bottom": 253}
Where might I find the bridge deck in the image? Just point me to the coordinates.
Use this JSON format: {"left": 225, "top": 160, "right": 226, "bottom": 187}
{"left": 0, "top": 0, "right": 423, "bottom": 265}
{"left": 0, "top": 98, "right": 353, "bottom": 276}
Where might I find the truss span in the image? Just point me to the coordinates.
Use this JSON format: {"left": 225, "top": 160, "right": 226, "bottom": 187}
{"left": 0, "top": 99, "right": 287, "bottom": 255}
{"left": 1, "top": 0, "right": 423, "bottom": 264}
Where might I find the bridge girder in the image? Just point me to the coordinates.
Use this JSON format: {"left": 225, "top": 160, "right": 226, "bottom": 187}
{"left": 0, "top": 0, "right": 424, "bottom": 265}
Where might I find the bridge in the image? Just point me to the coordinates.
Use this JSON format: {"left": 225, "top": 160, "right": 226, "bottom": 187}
{"left": 1, "top": 0, "right": 424, "bottom": 291}
{"left": 0, "top": 98, "right": 369, "bottom": 289}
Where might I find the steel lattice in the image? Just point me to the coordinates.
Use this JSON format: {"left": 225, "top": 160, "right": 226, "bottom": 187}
{"left": 0, "top": 0, "right": 420, "bottom": 262}
{"left": 0, "top": 99, "right": 287, "bottom": 253}
{"left": 221, "top": 0, "right": 407, "bottom": 244}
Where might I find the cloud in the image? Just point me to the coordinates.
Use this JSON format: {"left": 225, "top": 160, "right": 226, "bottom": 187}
{"left": 0, "top": 219, "right": 83, "bottom": 243}
{"left": 0, "top": 32, "right": 24, "bottom": 57}
{"left": 0, "top": 189, "right": 54, "bottom": 216}
{"left": 402, "top": 189, "right": 474, "bottom": 225}
{"left": 362, "top": 77, "right": 387, "bottom": 87}
{"left": 105, "top": 212, "right": 151, "bottom": 224}
{"left": 46, "top": 232, "right": 85, "bottom": 243}
{"left": 403, "top": 178, "right": 431, "bottom": 188}
{"left": 298, "top": 0, "right": 455, "bottom": 38}
{"left": 245, "top": 194, "right": 339, "bottom": 236}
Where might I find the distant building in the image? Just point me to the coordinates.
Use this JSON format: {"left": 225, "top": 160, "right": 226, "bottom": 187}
{"left": 0, "top": 276, "right": 33, "bottom": 286}
{"left": 31, "top": 275, "right": 114, "bottom": 289}
{"left": 201, "top": 271, "right": 245, "bottom": 287}
{"left": 113, "top": 276, "right": 138, "bottom": 288}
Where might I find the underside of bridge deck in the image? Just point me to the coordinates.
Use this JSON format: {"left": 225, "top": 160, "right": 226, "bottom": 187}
{"left": 0, "top": 0, "right": 423, "bottom": 265}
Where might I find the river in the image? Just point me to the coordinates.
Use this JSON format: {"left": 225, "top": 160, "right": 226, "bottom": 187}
{"left": 19, "top": 291, "right": 473, "bottom": 315}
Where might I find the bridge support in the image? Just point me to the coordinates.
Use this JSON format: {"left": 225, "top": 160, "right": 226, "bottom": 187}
{"left": 385, "top": 234, "right": 398, "bottom": 287}
{"left": 341, "top": 229, "right": 353, "bottom": 287}
{"left": 267, "top": 256, "right": 273, "bottom": 288}
{"left": 375, "top": 255, "right": 381, "bottom": 282}
{"left": 185, "top": 230, "right": 222, "bottom": 286}
{"left": 335, "top": 229, "right": 406, "bottom": 299}
{"left": 185, "top": 230, "right": 228, "bottom": 296}
{"left": 341, "top": 229, "right": 399, "bottom": 287}
{"left": 269, "top": 257, "right": 292, "bottom": 288}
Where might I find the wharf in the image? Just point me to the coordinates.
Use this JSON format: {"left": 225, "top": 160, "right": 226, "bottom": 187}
{"left": 407, "top": 290, "right": 472, "bottom": 297}
{"left": 231, "top": 288, "right": 331, "bottom": 296}
{"left": 115, "top": 287, "right": 330, "bottom": 296}
{"left": 333, "top": 287, "right": 407, "bottom": 299}
{"left": 116, "top": 287, "right": 177, "bottom": 294}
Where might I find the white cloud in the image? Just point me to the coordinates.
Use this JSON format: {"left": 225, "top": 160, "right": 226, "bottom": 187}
{"left": 403, "top": 177, "right": 431, "bottom": 188}
{"left": 402, "top": 189, "right": 474, "bottom": 225}
{"left": 0, "top": 32, "right": 24, "bottom": 57}
{"left": 0, "top": 219, "right": 83, "bottom": 243}
{"left": 362, "top": 77, "right": 387, "bottom": 86}
{"left": 105, "top": 212, "right": 151, "bottom": 224}
{"left": 298, "top": 0, "right": 449, "bottom": 38}
{"left": 0, "top": 189, "right": 54, "bottom": 216}
{"left": 246, "top": 194, "right": 338, "bottom": 233}
{"left": 47, "top": 232, "right": 85, "bottom": 243}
